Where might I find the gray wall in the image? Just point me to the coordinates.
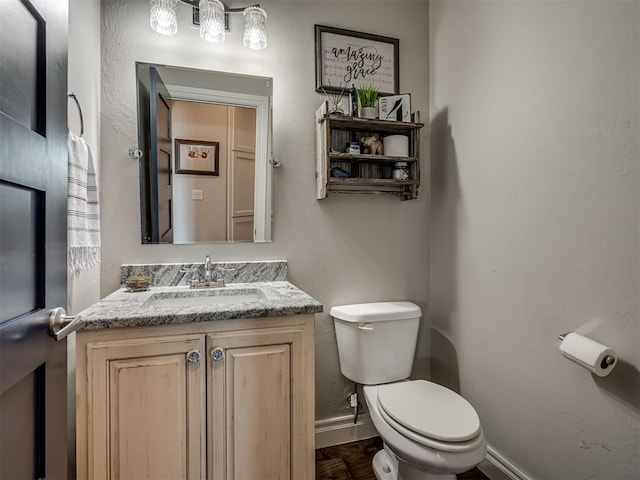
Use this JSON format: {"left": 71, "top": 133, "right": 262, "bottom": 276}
{"left": 68, "top": 0, "right": 102, "bottom": 315}
{"left": 101, "top": 0, "right": 430, "bottom": 421}
{"left": 68, "top": 0, "right": 102, "bottom": 459}
{"left": 429, "top": 1, "right": 639, "bottom": 478}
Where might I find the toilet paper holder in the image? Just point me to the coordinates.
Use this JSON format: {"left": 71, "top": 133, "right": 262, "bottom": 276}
{"left": 558, "top": 331, "right": 616, "bottom": 367}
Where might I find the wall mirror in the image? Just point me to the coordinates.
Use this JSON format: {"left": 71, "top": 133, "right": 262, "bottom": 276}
{"left": 136, "top": 62, "right": 272, "bottom": 244}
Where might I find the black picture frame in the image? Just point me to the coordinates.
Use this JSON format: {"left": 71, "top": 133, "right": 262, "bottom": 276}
{"left": 175, "top": 139, "right": 219, "bottom": 176}
{"left": 315, "top": 24, "right": 399, "bottom": 95}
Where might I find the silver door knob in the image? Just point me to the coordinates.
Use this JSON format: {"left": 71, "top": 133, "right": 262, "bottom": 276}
{"left": 187, "top": 350, "right": 201, "bottom": 363}
{"left": 48, "top": 307, "right": 80, "bottom": 341}
{"left": 211, "top": 347, "right": 224, "bottom": 362}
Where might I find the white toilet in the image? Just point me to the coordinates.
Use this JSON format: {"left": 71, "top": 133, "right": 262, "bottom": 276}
{"left": 331, "top": 301, "right": 486, "bottom": 480}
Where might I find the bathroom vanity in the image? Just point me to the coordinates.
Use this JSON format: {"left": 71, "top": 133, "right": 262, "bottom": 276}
{"left": 73, "top": 262, "right": 322, "bottom": 480}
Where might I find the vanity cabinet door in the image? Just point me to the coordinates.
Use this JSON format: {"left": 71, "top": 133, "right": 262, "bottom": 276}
{"left": 83, "top": 335, "right": 206, "bottom": 480}
{"left": 207, "top": 324, "right": 314, "bottom": 480}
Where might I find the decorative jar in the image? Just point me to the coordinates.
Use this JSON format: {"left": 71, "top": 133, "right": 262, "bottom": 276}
{"left": 392, "top": 162, "right": 409, "bottom": 180}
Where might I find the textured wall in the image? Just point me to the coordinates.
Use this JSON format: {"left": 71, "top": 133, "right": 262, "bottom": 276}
{"left": 101, "top": 0, "right": 430, "bottom": 420}
{"left": 429, "top": 1, "right": 639, "bottom": 478}
{"left": 68, "top": 0, "right": 102, "bottom": 315}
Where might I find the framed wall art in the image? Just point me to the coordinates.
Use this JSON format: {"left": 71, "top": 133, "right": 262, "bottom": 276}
{"left": 378, "top": 94, "right": 411, "bottom": 122}
{"left": 175, "top": 139, "right": 219, "bottom": 176}
{"left": 315, "top": 25, "right": 399, "bottom": 95}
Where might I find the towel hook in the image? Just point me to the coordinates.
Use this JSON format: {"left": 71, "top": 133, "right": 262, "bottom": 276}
{"left": 67, "top": 92, "right": 84, "bottom": 136}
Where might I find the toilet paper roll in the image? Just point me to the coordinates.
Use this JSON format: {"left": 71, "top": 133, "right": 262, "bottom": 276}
{"left": 383, "top": 135, "right": 409, "bottom": 157}
{"left": 559, "top": 332, "right": 617, "bottom": 377}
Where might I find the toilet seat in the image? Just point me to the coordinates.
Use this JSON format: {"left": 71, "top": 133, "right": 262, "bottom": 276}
{"left": 376, "top": 380, "right": 483, "bottom": 453}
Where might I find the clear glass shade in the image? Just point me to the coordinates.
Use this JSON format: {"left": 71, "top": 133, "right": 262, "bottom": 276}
{"left": 150, "top": 0, "right": 178, "bottom": 36}
{"left": 243, "top": 6, "right": 267, "bottom": 50}
{"left": 149, "top": 0, "right": 267, "bottom": 50}
{"left": 199, "top": 0, "right": 226, "bottom": 43}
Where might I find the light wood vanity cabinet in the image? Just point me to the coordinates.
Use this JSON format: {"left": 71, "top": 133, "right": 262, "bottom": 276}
{"left": 76, "top": 315, "right": 315, "bottom": 480}
{"left": 80, "top": 334, "right": 206, "bottom": 479}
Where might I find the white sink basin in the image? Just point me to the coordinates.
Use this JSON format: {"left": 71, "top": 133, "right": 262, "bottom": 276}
{"left": 143, "top": 289, "right": 266, "bottom": 308}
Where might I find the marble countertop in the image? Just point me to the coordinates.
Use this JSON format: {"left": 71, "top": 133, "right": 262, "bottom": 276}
{"left": 75, "top": 281, "right": 323, "bottom": 331}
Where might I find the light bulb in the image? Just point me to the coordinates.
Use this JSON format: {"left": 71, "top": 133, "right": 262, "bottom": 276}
{"left": 243, "top": 6, "right": 267, "bottom": 50}
{"left": 199, "top": 0, "right": 226, "bottom": 43}
{"left": 150, "top": 0, "right": 177, "bottom": 36}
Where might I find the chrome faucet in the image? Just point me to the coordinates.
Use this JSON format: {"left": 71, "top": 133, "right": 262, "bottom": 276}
{"left": 204, "top": 255, "right": 212, "bottom": 283}
{"left": 187, "top": 255, "right": 236, "bottom": 288}
{"left": 184, "top": 255, "right": 222, "bottom": 288}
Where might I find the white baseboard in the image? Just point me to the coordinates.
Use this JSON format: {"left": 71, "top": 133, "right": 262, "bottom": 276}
{"left": 479, "top": 445, "right": 533, "bottom": 480}
{"left": 315, "top": 413, "right": 379, "bottom": 449}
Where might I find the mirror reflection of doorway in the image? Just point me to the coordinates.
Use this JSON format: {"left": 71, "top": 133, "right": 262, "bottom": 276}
{"left": 170, "top": 100, "right": 255, "bottom": 243}
{"left": 138, "top": 65, "right": 173, "bottom": 243}
{"left": 227, "top": 106, "right": 256, "bottom": 242}
{"left": 136, "top": 62, "right": 269, "bottom": 244}
{"left": 154, "top": 68, "right": 173, "bottom": 243}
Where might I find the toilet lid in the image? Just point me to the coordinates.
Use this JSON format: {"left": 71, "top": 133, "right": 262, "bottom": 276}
{"left": 377, "top": 380, "right": 481, "bottom": 442}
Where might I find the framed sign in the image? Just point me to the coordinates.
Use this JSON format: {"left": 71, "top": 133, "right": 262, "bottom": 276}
{"left": 315, "top": 25, "right": 399, "bottom": 95}
{"left": 175, "top": 139, "right": 219, "bottom": 176}
{"left": 379, "top": 93, "right": 411, "bottom": 122}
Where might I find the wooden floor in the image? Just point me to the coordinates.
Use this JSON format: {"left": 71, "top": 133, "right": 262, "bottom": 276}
{"left": 316, "top": 437, "right": 489, "bottom": 480}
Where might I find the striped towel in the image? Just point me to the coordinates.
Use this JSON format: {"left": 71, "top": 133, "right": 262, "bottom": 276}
{"left": 67, "top": 131, "right": 100, "bottom": 277}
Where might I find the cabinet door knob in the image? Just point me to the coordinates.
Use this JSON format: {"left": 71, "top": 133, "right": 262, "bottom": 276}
{"left": 211, "top": 347, "right": 225, "bottom": 363}
{"left": 187, "top": 350, "right": 201, "bottom": 363}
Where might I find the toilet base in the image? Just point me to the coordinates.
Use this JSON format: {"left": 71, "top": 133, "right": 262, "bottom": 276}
{"left": 372, "top": 449, "right": 395, "bottom": 480}
{"left": 372, "top": 448, "right": 456, "bottom": 480}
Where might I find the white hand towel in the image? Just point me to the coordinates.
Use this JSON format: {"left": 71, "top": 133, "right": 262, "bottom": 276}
{"left": 67, "top": 131, "right": 101, "bottom": 276}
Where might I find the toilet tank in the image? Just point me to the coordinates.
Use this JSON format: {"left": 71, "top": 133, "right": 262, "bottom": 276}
{"left": 331, "top": 302, "right": 422, "bottom": 385}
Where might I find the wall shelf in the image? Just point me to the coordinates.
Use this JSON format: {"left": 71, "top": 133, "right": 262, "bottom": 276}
{"left": 315, "top": 101, "right": 424, "bottom": 201}
{"left": 328, "top": 178, "right": 420, "bottom": 186}
{"left": 329, "top": 153, "right": 418, "bottom": 163}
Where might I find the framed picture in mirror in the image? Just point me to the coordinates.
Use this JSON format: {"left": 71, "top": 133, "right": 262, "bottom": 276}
{"left": 175, "top": 139, "right": 219, "bottom": 176}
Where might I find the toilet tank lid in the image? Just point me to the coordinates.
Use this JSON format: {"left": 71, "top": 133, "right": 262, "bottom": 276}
{"left": 330, "top": 302, "right": 421, "bottom": 323}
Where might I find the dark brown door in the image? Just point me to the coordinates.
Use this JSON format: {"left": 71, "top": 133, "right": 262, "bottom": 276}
{"left": 137, "top": 64, "right": 173, "bottom": 243}
{"left": 152, "top": 67, "right": 174, "bottom": 244}
{"left": 0, "top": 0, "right": 69, "bottom": 478}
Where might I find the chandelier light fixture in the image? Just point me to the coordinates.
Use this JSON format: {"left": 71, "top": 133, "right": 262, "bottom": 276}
{"left": 242, "top": 6, "right": 267, "bottom": 50}
{"left": 149, "top": 0, "right": 267, "bottom": 50}
{"left": 150, "top": 0, "right": 178, "bottom": 36}
{"left": 199, "top": 0, "right": 226, "bottom": 43}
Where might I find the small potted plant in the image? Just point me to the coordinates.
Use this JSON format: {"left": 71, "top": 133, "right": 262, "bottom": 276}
{"left": 356, "top": 84, "right": 378, "bottom": 119}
